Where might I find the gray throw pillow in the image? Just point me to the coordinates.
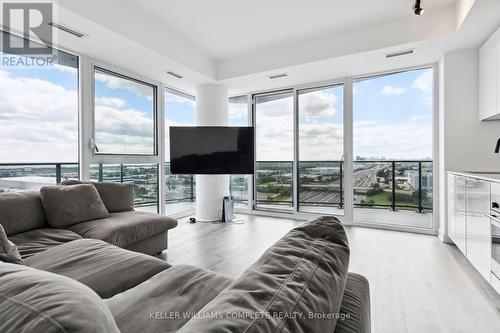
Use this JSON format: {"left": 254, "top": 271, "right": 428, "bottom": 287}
{"left": 40, "top": 184, "right": 110, "bottom": 228}
{"left": 0, "top": 224, "right": 24, "bottom": 265}
{"left": 61, "top": 180, "right": 135, "bottom": 213}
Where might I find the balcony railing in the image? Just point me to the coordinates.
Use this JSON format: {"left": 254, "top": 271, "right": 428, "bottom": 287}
{"left": 0, "top": 162, "right": 79, "bottom": 186}
{"left": 255, "top": 160, "right": 433, "bottom": 213}
{"left": 0, "top": 160, "right": 433, "bottom": 213}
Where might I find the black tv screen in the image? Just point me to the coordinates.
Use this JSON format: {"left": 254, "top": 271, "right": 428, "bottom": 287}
{"left": 169, "top": 126, "right": 255, "bottom": 175}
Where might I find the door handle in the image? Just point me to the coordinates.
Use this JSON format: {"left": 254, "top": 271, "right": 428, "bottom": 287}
{"left": 485, "top": 213, "right": 500, "bottom": 227}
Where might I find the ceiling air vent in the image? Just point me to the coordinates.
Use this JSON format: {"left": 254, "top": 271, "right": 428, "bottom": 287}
{"left": 268, "top": 73, "right": 288, "bottom": 79}
{"left": 166, "top": 71, "right": 183, "bottom": 79}
{"left": 385, "top": 49, "right": 415, "bottom": 59}
{"left": 48, "top": 21, "right": 86, "bottom": 38}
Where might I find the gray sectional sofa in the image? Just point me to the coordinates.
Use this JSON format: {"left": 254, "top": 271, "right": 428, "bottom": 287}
{"left": 0, "top": 186, "right": 370, "bottom": 333}
{"left": 1, "top": 184, "right": 177, "bottom": 257}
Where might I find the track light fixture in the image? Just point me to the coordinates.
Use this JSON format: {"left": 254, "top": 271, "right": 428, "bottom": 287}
{"left": 413, "top": 0, "right": 424, "bottom": 15}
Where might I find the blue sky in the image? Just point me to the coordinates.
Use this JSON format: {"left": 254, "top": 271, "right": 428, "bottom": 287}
{"left": 353, "top": 68, "right": 433, "bottom": 159}
{"left": 0, "top": 55, "right": 79, "bottom": 163}
{"left": 0, "top": 55, "right": 432, "bottom": 163}
{"left": 94, "top": 69, "right": 155, "bottom": 154}
{"left": 354, "top": 69, "right": 432, "bottom": 125}
{"left": 298, "top": 85, "right": 344, "bottom": 161}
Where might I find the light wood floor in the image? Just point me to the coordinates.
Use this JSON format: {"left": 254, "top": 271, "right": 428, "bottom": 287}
{"left": 161, "top": 214, "right": 500, "bottom": 333}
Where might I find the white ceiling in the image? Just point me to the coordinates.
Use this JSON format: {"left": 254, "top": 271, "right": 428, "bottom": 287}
{"left": 127, "top": 0, "right": 455, "bottom": 60}
{"left": 52, "top": 0, "right": 500, "bottom": 94}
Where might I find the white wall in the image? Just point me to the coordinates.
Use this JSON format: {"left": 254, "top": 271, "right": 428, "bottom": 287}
{"left": 439, "top": 48, "right": 500, "bottom": 241}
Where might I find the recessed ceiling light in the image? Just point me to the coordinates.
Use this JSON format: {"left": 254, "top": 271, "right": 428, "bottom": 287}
{"left": 385, "top": 49, "right": 415, "bottom": 59}
{"left": 413, "top": 0, "right": 424, "bottom": 15}
{"left": 165, "top": 71, "right": 183, "bottom": 79}
{"left": 268, "top": 73, "right": 288, "bottom": 79}
{"left": 48, "top": 21, "right": 86, "bottom": 38}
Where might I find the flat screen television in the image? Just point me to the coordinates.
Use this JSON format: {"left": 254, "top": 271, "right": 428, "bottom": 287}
{"left": 169, "top": 126, "right": 255, "bottom": 175}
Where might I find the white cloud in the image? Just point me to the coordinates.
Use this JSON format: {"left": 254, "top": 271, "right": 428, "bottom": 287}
{"left": 255, "top": 96, "right": 294, "bottom": 160}
{"left": 0, "top": 69, "right": 78, "bottom": 163}
{"left": 255, "top": 90, "right": 342, "bottom": 161}
{"left": 95, "top": 106, "right": 153, "bottom": 138}
{"left": 94, "top": 106, "right": 154, "bottom": 154}
{"left": 53, "top": 64, "right": 78, "bottom": 74}
{"left": 354, "top": 119, "right": 432, "bottom": 160}
{"left": 381, "top": 85, "right": 407, "bottom": 95}
{"left": 412, "top": 69, "right": 433, "bottom": 94}
{"left": 96, "top": 97, "right": 125, "bottom": 108}
{"left": 412, "top": 69, "right": 433, "bottom": 105}
{"left": 299, "top": 90, "right": 338, "bottom": 119}
{"left": 0, "top": 69, "right": 155, "bottom": 161}
{"left": 299, "top": 123, "right": 343, "bottom": 160}
{"left": 95, "top": 71, "right": 153, "bottom": 99}
{"left": 228, "top": 101, "right": 247, "bottom": 121}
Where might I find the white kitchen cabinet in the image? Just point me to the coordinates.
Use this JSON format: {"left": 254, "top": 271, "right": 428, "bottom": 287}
{"left": 448, "top": 174, "right": 467, "bottom": 255}
{"left": 448, "top": 174, "right": 457, "bottom": 242}
{"left": 479, "top": 26, "right": 500, "bottom": 120}
{"left": 465, "top": 177, "right": 491, "bottom": 280}
{"left": 455, "top": 176, "right": 467, "bottom": 255}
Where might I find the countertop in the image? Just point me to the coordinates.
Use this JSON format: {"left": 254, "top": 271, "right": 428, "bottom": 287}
{"left": 448, "top": 171, "right": 500, "bottom": 183}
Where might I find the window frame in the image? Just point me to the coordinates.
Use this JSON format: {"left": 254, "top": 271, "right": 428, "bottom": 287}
{"left": 163, "top": 85, "right": 197, "bottom": 216}
{"left": 0, "top": 30, "right": 81, "bottom": 179}
{"left": 237, "top": 64, "right": 438, "bottom": 236}
{"left": 92, "top": 65, "right": 159, "bottom": 157}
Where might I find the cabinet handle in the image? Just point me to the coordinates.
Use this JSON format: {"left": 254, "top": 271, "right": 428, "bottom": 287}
{"left": 485, "top": 213, "right": 500, "bottom": 228}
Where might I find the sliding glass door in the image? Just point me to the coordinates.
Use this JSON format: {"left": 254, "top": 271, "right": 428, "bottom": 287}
{"left": 297, "top": 84, "right": 345, "bottom": 215}
{"left": 252, "top": 85, "right": 346, "bottom": 215}
{"left": 254, "top": 90, "right": 294, "bottom": 211}
{"left": 164, "top": 87, "right": 196, "bottom": 216}
{"left": 352, "top": 67, "right": 434, "bottom": 230}
{"left": 229, "top": 95, "right": 250, "bottom": 208}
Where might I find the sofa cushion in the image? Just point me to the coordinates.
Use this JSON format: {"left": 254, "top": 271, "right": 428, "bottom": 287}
{"left": 62, "top": 180, "right": 135, "bottom": 213}
{"left": 0, "top": 191, "right": 47, "bottom": 236}
{"left": 93, "top": 182, "right": 135, "bottom": 212}
{"left": 69, "top": 211, "right": 177, "bottom": 248}
{"left": 334, "top": 273, "right": 371, "bottom": 333}
{"left": 9, "top": 228, "right": 83, "bottom": 259}
{"left": 106, "top": 265, "right": 234, "bottom": 333}
{"left": 25, "top": 238, "right": 171, "bottom": 298}
{"left": 178, "top": 216, "right": 350, "bottom": 333}
{"left": 40, "top": 184, "right": 110, "bottom": 227}
{"left": 0, "top": 225, "right": 23, "bottom": 265}
{"left": 0, "top": 262, "right": 120, "bottom": 333}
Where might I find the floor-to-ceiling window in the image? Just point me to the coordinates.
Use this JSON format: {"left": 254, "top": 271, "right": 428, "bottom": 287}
{"left": 247, "top": 66, "right": 435, "bottom": 233}
{"left": 90, "top": 67, "right": 159, "bottom": 212}
{"left": 229, "top": 95, "right": 250, "bottom": 208}
{"left": 297, "top": 84, "right": 344, "bottom": 215}
{"left": 353, "top": 67, "right": 434, "bottom": 229}
{"left": 164, "top": 87, "right": 196, "bottom": 215}
{"left": 93, "top": 67, "right": 156, "bottom": 155}
{"left": 0, "top": 32, "right": 79, "bottom": 192}
{"left": 254, "top": 90, "right": 294, "bottom": 211}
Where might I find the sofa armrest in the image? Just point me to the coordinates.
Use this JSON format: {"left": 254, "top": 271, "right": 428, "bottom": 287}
{"left": 334, "top": 273, "right": 371, "bottom": 333}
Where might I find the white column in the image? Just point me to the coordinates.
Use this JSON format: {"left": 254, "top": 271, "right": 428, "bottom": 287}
{"left": 195, "top": 84, "right": 229, "bottom": 221}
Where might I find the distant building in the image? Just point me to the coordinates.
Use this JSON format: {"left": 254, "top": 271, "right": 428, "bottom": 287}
{"left": 407, "top": 172, "right": 433, "bottom": 190}
{"left": 308, "top": 167, "right": 338, "bottom": 176}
